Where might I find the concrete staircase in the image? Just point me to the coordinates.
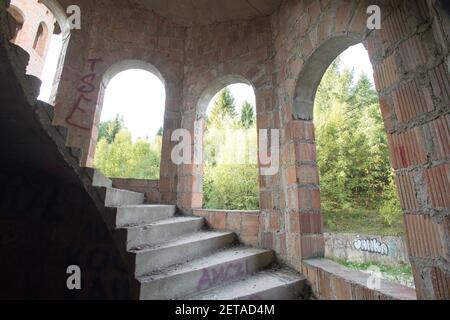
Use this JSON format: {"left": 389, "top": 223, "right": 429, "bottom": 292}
{"left": 92, "top": 171, "right": 308, "bottom": 300}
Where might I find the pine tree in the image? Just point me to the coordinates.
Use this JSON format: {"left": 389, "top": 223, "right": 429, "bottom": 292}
{"left": 208, "top": 88, "right": 237, "bottom": 126}
{"left": 240, "top": 101, "right": 255, "bottom": 129}
{"left": 98, "top": 114, "right": 125, "bottom": 143}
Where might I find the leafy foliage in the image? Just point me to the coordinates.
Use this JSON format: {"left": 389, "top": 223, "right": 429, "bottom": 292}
{"left": 315, "top": 59, "right": 403, "bottom": 234}
{"left": 240, "top": 101, "right": 255, "bottom": 129}
{"left": 208, "top": 87, "right": 238, "bottom": 127}
{"left": 203, "top": 90, "right": 259, "bottom": 210}
{"left": 94, "top": 116, "right": 161, "bottom": 180}
{"left": 98, "top": 115, "right": 125, "bottom": 143}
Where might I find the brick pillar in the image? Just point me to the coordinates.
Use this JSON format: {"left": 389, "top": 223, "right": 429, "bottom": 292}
{"left": 370, "top": 1, "right": 450, "bottom": 299}
{"left": 284, "top": 120, "right": 324, "bottom": 263}
{"left": 177, "top": 111, "right": 203, "bottom": 213}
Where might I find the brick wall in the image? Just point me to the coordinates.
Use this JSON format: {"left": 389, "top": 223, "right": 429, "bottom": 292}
{"left": 44, "top": 0, "right": 450, "bottom": 299}
{"left": 52, "top": 0, "right": 184, "bottom": 204}
{"left": 178, "top": 17, "right": 274, "bottom": 212}
{"left": 7, "top": 0, "right": 56, "bottom": 78}
{"left": 271, "top": 0, "right": 449, "bottom": 299}
{"left": 111, "top": 178, "right": 161, "bottom": 204}
{"left": 193, "top": 209, "right": 260, "bottom": 247}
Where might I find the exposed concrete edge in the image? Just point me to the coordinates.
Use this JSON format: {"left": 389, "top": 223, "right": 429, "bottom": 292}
{"left": 303, "top": 258, "right": 417, "bottom": 300}
{"left": 194, "top": 209, "right": 260, "bottom": 214}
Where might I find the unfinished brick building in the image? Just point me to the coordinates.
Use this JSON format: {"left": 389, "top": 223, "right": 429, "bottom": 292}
{"left": 0, "top": 0, "right": 448, "bottom": 300}
{"left": 7, "top": 0, "right": 55, "bottom": 78}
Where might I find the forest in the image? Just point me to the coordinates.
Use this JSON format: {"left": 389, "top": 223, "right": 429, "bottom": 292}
{"left": 94, "top": 58, "right": 403, "bottom": 235}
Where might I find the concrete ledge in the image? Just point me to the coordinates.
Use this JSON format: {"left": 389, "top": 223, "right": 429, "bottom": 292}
{"left": 302, "top": 258, "right": 417, "bottom": 300}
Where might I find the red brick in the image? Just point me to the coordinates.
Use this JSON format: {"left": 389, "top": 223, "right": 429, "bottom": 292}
{"left": 404, "top": 214, "right": 446, "bottom": 259}
{"left": 294, "top": 143, "right": 317, "bottom": 162}
{"left": 399, "top": 35, "right": 428, "bottom": 71}
{"left": 269, "top": 212, "right": 280, "bottom": 230}
{"left": 335, "top": 0, "right": 353, "bottom": 32}
{"left": 241, "top": 214, "right": 260, "bottom": 236}
{"left": 387, "top": 128, "right": 427, "bottom": 169}
{"left": 424, "top": 164, "right": 450, "bottom": 208}
{"left": 392, "top": 79, "right": 433, "bottom": 123}
{"left": 394, "top": 171, "right": 419, "bottom": 210}
{"left": 210, "top": 211, "right": 226, "bottom": 230}
{"left": 226, "top": 212, "right": 242, "bottom": 232}
{"left": 373, "top": 54, "right": 399, "bottom": 91}
{"left": 297, "top": 165, "right": 319, "bottom": 185}
{"left": 423, "top": 115, "right": 450, "bottom": 161}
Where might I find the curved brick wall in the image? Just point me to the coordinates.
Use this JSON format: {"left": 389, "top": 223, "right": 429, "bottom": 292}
{"left": 5, "top": 0, "right": 448, "bottom": 299}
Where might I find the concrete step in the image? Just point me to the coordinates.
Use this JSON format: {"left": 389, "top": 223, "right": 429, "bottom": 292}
{"left": 185, "top": 268, "right": 307, "bottom": 300}
{"left": 133, "top": 231, "right": 236, "bottom": 277}
{"left": 54, "top": 125, "right": 68, "bottom": 140}
{"left": 92, "top": 170, "right": 112, "bottom": 188}
{"left": 115, "top": 205, "right": 176, "bottom": 228}
{"left": 104, "top": 188, "right": 145, "bottom": 207}
{"left": 139, "top": 247, "right": 274, "bottom": 300}
{"left": 127, "top": 216, "right": 205, "bottom": 250}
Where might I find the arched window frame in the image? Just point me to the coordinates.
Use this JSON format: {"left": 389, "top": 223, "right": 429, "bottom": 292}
{"left": 6, "top": 5, "right": 25, "bottom": 44}
{"left": 32, "top": 22, "right": 48, "bottom": 56}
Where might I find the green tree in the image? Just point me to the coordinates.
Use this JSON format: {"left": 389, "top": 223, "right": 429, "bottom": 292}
{"left": 314, "top": 58, "right": 403, "bottom": 234}
{"left": 240, "top": 101, "right": 255, "bottom": 129}
{"left": 208, "top": 87, "right": 237, "bottom": 126}
{"left": 94, "top": 128, "right": 162, "bottom": 180}
{"left": 203, "top": 87, "right": 259, "bottom": 210}
{"left": 98, "top": 115, "right": 125, "bottom": 143}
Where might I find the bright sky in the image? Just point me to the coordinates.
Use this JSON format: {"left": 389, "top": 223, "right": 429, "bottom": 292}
{"left": 339, "top": 43, "right": 374, "bottom": 84}
{"left": 38, "top": 42, "right": 373, "bottom": 141}
{"left": 38, "top": 34, "right": 62, "bottom": 102}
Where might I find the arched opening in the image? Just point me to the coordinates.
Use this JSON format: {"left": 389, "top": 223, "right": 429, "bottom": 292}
{"left": 93, "top": 62, "right": 166, "bottom": 181}
{"left": 6, "top": 0, "right": 70, "bottom": 104}
{"left": 196, "top": 77, "right": 259, "bottom": 210}
{"left": 32, "top": 22, "right": 48, "bottom": 55}
{"left": 293, "top": 39, "right": 413, "bottom": 288}
{"left": 6, "top": 5, "right": 24, "bottom": 44}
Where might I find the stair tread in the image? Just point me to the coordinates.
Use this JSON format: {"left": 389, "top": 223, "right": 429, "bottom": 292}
{"left": 184, "top": 268, "right": 305, "bottom": 300}
{"left": 138, "top": 246, "right": 271, "bottom": 282}
{"left": 131, "top": 230, "right": 235, "bottom": 254}
{"left": 107, "top": 187, "right": 143, "bottom": 195}
{"left": 118, "top": 204, "right": 176, "bottom": 209}
{"left": 127, "top": 216, "right": 203, "bottom": 230}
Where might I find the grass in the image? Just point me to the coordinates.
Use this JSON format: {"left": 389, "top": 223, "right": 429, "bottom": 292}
{"left": 333, "top": 259, "right": 415, "bottom": 288}
{"left": 323, "top": 207, "right": 405, "bottom": 236}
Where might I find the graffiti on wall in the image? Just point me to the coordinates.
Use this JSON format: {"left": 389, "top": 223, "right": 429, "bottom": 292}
{"left": 65, "top": 58, "right": 103, "bottom": 130}
{"left": 353, "top": 237, "right": 389, "bottom": 256}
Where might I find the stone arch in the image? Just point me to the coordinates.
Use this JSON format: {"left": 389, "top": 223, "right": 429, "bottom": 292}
{"left": 186, "top": 74, "right": 257, "bottom": 209}
{"left": 40, "top": 0, "right": 70, "bottom": 39}
{"left": 39, "top": 0, "right": 71, "bottom": 104}
{"left": 87, "top": 59, "right": 167, "bottom": 166}
{"left": 285, "top": 33, "right": 376, "bottom": 263}
{"left": 32, "top": 22, "right": 48, "bottom": 55}
{"left": 196, "top": 74, "right": 254, "bottom": 119}
{"left": 100, "top": 59, "right": 166, "bottom": 90}
{"left": 293, "top": 34, "right": 365, "bottom": 120}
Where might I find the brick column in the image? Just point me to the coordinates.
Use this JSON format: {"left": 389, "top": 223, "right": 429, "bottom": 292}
{"left": 284, "top": 120, "right": 324, "bottom": 264}
{"left": 370, "top": 1, "right": 450, "bottom": 299}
